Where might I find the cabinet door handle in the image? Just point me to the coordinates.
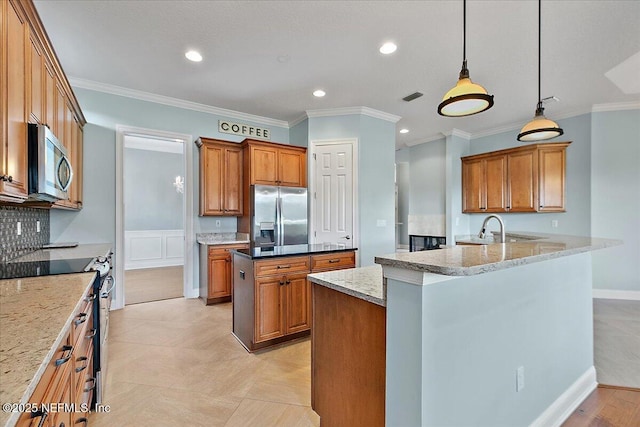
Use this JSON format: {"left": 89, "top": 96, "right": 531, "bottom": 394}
{"left": 74, "top": 312, "right": 88, "bottom": 326}
{"left": 85, "top": 328, "right": 97, "bottom": 340}
{"left": 75, "top": 417, "right": 88, "bottom": 426}
{"left": 55, "top": 345, "right": 73, "bottom": 366}
{"left": 84, "top": 293, "right": 96, "bottom": 303}
{"left": 30, "top": 408, "right": 48, "bottom": 427}
{"left": 539, "top": 205, "right": 544, "bottom": 208}
{"left": 75, "top": 356, "right": 88, "bottom": 373}
{"left": 286, "top": 280, "right": 291, "bottom": 284}
{"left": 276, "top": 265, "right": 291, "bottom": 269}
{"left": 279, "top": 280, "right": 285, "bottom": 285}
{"left": 84, "top": 377, "right": 96, "bottom": 392}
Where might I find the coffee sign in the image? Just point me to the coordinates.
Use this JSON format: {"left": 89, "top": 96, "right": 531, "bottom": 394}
{"left": 218, "top": 120, "right": 270, "bottom": 140}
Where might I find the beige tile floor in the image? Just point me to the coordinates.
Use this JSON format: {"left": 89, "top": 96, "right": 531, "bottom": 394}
{"left": 594, "top": 298, "right": 640, "bottom": 388}
{"left": 124, "top": 266, "right": 183, "bottom": 305}
{"left": 89, "top": 298, "right": 319, "bottom": 427}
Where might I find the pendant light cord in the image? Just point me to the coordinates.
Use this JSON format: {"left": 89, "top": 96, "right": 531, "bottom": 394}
{"left": 463, "top": 0, "right": 466, "bottom": 62}
{"left": 537, "top": 0, "right": 542, "bottom": 110}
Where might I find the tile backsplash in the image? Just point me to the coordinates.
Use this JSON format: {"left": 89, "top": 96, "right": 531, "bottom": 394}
{"left": 0, "top": 206, "right": 50, "bottom": 262}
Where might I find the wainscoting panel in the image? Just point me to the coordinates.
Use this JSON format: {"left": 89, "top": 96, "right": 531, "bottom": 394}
{"left": 125, "top": 230, "right": 184, "bottom": 270}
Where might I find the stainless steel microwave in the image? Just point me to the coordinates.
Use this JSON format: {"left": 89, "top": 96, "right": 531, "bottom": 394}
{"left": 27, "top": 124, "right": 73, "bottom": 202}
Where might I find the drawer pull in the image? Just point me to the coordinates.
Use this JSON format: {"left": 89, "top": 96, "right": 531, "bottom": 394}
{"left": 276, "top": 265, "right": 291, "bottom": 269}
{"left": 75, "top": 417, "right": 88, "bottom": 426}
{"left": 85, "top": 328, "right": 97, "bottom": 340}
{"left": 279, "top": 280, "right": 285, "bottom": 285}
{"left": 84, "top": 377, "right": 96, "bottom": 392}
{"left": 30, "top": 408, "right": 48, "bottom": 427}
{"left": 75, "top": 356, "right": 88, "bottom": 373}
{"left": 55, "top": 345, "right": 73, "bottom": 366}
{"left": 74, "top": 312, "right": 88, "bottom": 326}
{"left": 328, "top": 259, "right": 340, "bottom": 263}
{"left": 84, "top": 293, "right": 96, "bottom": 302}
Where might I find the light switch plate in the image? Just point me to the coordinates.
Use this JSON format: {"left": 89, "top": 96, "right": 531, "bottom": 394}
{"left": 17, "top": 221, "right": 22, "bottom": 236}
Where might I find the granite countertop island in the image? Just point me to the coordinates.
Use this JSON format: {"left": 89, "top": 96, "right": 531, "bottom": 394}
{"left": 307, "top": 265, "right": 385, "bottom": 306}
{"left": 0, "top": 272, "right": 96, "bottom": 427}
{"left": 375, "top": 232, "right": 621, "bottom": 276}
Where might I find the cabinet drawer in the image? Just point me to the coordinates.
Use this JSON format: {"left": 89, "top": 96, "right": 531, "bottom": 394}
{"left": 311, "top": 251, "right": 356, "bottom": 272}
{"left": 208, "top": 243, "right": 249, "bottom": 256}
{"left": 255, "top": 256, "right": 310, "bottom": 277}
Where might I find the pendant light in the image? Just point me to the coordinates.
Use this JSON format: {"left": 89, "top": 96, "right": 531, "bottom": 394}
{"left": 438, "top": 0, "right": 494, "bottom": 117}
{"left": 517, "top": 0, "right": 563, "bottom": 141}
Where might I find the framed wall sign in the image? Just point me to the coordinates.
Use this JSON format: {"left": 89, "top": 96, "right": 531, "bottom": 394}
{"left": 218, "top": 120, "right": 271, "bottom": 140}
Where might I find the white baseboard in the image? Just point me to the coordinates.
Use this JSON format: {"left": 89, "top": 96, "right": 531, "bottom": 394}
{"left": 529, "top": 366, "right": 597, "bottom": 427}
{"left": 592, "top": 289, "right": 640, "bottom": 301}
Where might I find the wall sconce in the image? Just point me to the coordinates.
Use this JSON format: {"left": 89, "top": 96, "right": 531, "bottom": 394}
{"left": 173, "top": 176, "right": 184, "bottom": 193}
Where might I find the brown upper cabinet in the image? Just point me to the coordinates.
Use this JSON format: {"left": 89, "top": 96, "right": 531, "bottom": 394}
{"left": 2, "top": 0, "right": 85, "bottom": 206}
{"left": 241, "top": 139, "right": 307, "bottom": 187}
{"left": 196, "top": 137, "right": 243, "bottom": 216}
{"left": 461, "top": 142, "right": 570, "bottom": 213}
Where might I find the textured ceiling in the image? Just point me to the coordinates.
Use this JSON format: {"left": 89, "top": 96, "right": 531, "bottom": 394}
{"left": 33, "top": 0, "right": 640, "bottom": 148}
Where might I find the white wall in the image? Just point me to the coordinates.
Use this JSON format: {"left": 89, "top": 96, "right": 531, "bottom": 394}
{"left": 591, "top": 109, "right": 640, "bottom": 294}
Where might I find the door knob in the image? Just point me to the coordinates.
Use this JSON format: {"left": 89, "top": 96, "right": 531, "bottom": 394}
{"left": 340, "top": 235, "right": 351, "bottom": 240}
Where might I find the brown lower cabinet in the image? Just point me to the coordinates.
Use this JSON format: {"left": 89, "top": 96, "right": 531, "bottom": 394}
{"left": 17, "top": 290, "right": 95, "bottom": 427}
{"left": 311, "top": 283, "right": 386, "bottom": 427}
{"left": 199, "top": 243, "right": 250, "bottom": 305}
{"left": 232, "top": 250, "right": 356, "bottom": 352}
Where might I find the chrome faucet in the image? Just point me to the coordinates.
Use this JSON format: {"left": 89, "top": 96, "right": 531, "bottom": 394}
{"left": 478, "top": 214, "right": 505, "bottom": 243}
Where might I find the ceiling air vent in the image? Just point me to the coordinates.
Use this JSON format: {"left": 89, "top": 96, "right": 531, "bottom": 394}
{"left": 402, "top": 92, "right": 423, "bottom": 102}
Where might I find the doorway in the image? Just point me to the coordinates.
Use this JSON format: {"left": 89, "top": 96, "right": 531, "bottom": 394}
{"left": 114, "top": 126, "right": 194, "bottom": 310}
{"left": 309, "top": 139, "right": 359, "bottom": 263}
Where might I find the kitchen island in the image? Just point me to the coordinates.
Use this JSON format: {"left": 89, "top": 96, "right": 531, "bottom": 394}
{"left": 231, "top": 244, "right": 356, "bottom": 351}
{"left": 308, "top": 233, "right": 620, "bottom": 427}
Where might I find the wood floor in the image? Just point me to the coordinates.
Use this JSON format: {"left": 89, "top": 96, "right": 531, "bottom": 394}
{"left": 563, "top": 386, "right": 640, "bottom": 427}
{"left": 89, "top": 298, "right": 318, "bottom": 427}
{"left": 124, "top": 266, "right": 183, "bottom": 305}
{"left": 90, "top": 297, "right": 639, "bottom": 426}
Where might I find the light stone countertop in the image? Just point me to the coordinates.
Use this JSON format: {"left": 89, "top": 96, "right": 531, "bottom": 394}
{"left": 0, "top": 272, "right": 96, "bottom": 427}
{"left": 307, "top": 265, "right": 385, "bottom": 307}
{"left": 10, "top": 244, "right": 113, "bottom": 262}
{"left": 376, "top": 233, "right": 622, "bottom": 276}
{"left": 196, "top": 232, "right": 250, "bottom": 245}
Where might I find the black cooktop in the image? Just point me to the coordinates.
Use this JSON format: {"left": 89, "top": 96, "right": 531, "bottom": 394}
{"left": 0, "top": 257, "right": 95, "bottom": 280}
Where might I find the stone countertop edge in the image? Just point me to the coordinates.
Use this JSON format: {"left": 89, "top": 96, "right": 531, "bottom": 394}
{"left": 0, "top": 273, "right": 95, "bottom": 427}
{"left": 375, "top": 234, "right": 622, "bottom": 277}
{"left": 196, "top": 232, "right": 250, "bottom": 245}
{"left": 308, "top": 265, "right": 385, "bottom": 307}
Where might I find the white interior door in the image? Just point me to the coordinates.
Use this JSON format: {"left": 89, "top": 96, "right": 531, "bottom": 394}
{"left": 312, "top": 141, "right": 355, "bottom": 246}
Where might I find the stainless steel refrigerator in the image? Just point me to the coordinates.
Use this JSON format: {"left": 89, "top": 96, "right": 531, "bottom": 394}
{"left": 250, "top": 185, "right": 308, "bottom": 247}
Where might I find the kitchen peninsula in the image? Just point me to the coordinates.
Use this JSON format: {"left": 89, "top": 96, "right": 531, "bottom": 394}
{"left": 231, "top": 244, "right": 355, "bottom": 351}
{"left": 307, "top": 233, "right": 620, "bottom": 427}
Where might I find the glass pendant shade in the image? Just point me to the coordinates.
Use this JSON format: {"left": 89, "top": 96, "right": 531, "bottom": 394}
{"left": 517, "top": 105, "right": 564, "bottom": 141}
{"left": 438, "top": 73, "right": 494, "bottom": 117}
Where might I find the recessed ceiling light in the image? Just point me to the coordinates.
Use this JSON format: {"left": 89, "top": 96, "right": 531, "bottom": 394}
{"left": 313, "top": 89, "right": 326, "bottom": 97}
{"left": 185, "top": 50, "right": 203, "bottom": 62}
{"left": 379, "top": 42, "right": 397, "bottom": 55}
{"left": 399, "top": 129, "right": 409, "bottom": 134}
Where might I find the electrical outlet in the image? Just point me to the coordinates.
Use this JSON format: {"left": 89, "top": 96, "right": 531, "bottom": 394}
{"left": 215, "top": 220, "right": 221, "bottom": 228}
{"left": 17, "top": 221, "right": 22, "bottom": 236}
{"left": 551, "top": 220, "right": 559, "bottom": 228}
{"left": 36, "top": 220, "right": 41, "bottom": 233}
{"left": 516, "top": 366, "right": 525, "bottom": 392}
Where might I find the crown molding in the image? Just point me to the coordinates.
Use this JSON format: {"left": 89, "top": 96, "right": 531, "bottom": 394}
{"left": 403, "top": 133, "right": 446, "bottom": 147}
{"left": 288, "top": 113, "right": 309, "bottom": 127}
{"left": 68, "top": 77, "right": 289, "bottom": 128}
{"left": 592, "top": 100, "right": 640, "bottom": 112}
{"left": 306, "top": 106, "right": 401, "bottom": 123}
{"left": 443, "top": 129, "right": 471, "bottom": 140}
